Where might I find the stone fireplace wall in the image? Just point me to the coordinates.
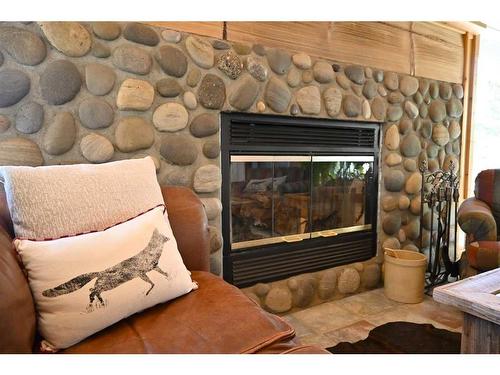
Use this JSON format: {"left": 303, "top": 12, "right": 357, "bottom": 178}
{"left": 0, "top": 22, "right": 463, "bottom": 313}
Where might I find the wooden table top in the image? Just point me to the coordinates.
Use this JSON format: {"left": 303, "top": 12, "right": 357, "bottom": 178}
{"left": 433, "top": 269, "right": 500, "bottom": 325}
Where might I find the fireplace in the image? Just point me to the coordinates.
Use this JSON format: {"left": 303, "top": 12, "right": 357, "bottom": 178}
{"left": 221, "top": 112, "right": 380, "bottom": 287}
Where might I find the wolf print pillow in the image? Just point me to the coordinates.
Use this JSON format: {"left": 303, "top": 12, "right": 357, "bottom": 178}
{"left": 14, "top": 206, "right": 197, "bottom": 350}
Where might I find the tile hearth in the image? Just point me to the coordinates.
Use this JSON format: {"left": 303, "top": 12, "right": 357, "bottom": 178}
{"left": 282, "top": 288, "right": 463, "bottom": 349}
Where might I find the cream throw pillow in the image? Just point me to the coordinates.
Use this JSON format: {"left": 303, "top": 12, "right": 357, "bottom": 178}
{"left": 0, "top": 157, "right": 164, "bottom": 240}
{"left": 15, "top": 206, "right": 197, "bottom": 350}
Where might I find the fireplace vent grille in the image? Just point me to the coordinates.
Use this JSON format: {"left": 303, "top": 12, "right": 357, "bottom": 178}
{"left": 229, "top": 120, "right": 376, "bottom": 149}
{"left": 229, "top": 233, "right": 374, "bottom": 287}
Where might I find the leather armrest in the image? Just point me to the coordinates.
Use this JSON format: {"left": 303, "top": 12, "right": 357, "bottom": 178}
{"left": 161, "top": 186, "right": 210, "bottom": 272}
{"left": 0, "top": 226, "right": 36, "bottom": 353}
{"left": 458, "top": 197, "right": 497, "bottom": 242}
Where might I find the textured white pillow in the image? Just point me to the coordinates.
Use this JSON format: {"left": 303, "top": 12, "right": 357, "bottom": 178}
{"left": 15, "top": 206, "right": 197, "bottom": 350}
{"left": 0, "top": 157, "right": 164, "bottom": 240}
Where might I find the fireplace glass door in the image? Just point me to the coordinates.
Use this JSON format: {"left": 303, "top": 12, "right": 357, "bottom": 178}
{"left": 230, "top": 155, "right": 374, "bottom": 250}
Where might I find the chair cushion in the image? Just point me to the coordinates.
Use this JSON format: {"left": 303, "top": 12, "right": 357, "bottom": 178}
{"left": 61, "top": 271, "right": 295, "bottom": 354}
{"left": 474, "top": 169, "right": 500, "bottom": 235}
{"left": 467, "top": 241, "right": 500, "bottom": 272}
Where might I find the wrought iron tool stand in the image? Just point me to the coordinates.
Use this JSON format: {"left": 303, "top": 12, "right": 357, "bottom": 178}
{"left": 419, "top": 159, "right": 460, "bottom": 290}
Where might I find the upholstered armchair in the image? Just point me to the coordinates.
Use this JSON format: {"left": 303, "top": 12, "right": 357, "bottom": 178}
{"left": 457, "top": 169, "right": 500, "bottom": 275}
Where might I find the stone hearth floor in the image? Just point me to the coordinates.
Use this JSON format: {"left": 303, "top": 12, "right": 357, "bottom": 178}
{"left": 282, "top": 288, "right": 463, "bottom": 349}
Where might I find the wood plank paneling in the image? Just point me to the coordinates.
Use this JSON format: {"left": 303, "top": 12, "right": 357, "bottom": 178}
{"left": 412, "top": 22, "right": 464, "bottom": 47}
{"left": 460, "top": 33, "right": 480, "bottom": 201}
{"left": 226, "top": 22, "right": 412, "bottom": 75}
{"left": 145, "top": 22, "right": 223, "bottom": 39}
{"left": 413, "top": 33, "right": 464, "bottom": 83}
{"left": 328, "top": 22, "right": 412, "bottom": 74}
{"left": 382, "top": 22, "right": 412, "bottom": 31}
{"left": 225, "top": 22, "right": 332, "bottom": 57}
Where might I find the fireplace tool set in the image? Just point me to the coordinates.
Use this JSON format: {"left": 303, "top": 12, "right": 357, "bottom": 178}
{"left": 419, "top": 159, "right": 461, "bottom": 289}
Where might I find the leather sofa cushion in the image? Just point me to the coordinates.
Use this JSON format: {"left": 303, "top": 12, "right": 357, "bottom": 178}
{"left": 0, "top": 227, "right": 36, "bottom": 353}
{"left": 62, "top": 271, "right": 295, "bottom": 354}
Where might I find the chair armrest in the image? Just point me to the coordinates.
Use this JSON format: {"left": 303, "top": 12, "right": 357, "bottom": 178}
{"left": 458, "top": 197, "right": 497, "bottom": 242}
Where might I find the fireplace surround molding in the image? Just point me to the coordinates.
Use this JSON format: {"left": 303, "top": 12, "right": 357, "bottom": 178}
{"left": 0, "top": 21, "right": 464, "bottom": 313}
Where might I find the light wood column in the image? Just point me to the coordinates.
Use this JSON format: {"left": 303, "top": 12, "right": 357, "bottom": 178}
{"left": 461, "top": 312, "right": 500, "bottom": 354}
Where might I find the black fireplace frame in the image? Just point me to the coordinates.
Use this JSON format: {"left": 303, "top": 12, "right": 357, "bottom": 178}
{"left": 221, "top": 112, "right": 381, "bottom": 287}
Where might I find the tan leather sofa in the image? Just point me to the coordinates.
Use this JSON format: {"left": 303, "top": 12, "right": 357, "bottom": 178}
{"left": 0, "top": 185, "right": 328, "bottom": 354}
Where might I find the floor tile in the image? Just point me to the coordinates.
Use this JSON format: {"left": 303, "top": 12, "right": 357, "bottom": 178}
{"left": 323, "top": 320, "right": 376, "bottom": 344}
{"left": 405, "top": 298, "right": 463, "bottom": 331}
{"left": 333, "top": 289, "right": 401, "bottom": 317}
{"left": 298, "top": 333, "right": 338, "bottom": 349}
{"left": 281, "top": 314, "right": 316, "bottom": 337}
{"left": 289, "top": 299, "right": 362, "bottom": 334}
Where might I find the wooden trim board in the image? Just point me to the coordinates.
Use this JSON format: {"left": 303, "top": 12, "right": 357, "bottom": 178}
{"left": 460, "top": 33, "right": 480, "bottom": 202}
{"left": 433, "top": 268, "right": 500, "bottom": 325}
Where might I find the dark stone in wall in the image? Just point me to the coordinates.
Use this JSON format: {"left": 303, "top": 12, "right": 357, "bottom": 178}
{"left": 203, "top": 140, "right": 220, "bottom": 159}
{"left": 344, "top": 65, "right": 365, "bottom": 84}
{"left": 92, "top": 22, "right": 121, "bottom": 41}
{"left": 156, "top": 78, "right": 183, "bottom": 97}
{"left": 190, "top": 113, "right": 219, "bottom": 138}
{"left": 160, "top": 134, "right": 198, "bottom": 166}
{"left": 0, "top": 26, "right": 46, "bottom": 66}
{"left": 155, "top": 45, "right": 188, "bottom": 78}
{"left": 342, "top": 94, "right": 361, "bottom": 117}
{"left": 112, "top": 45, "right": 152, "bottom": 75}
{"left": 78, "top": 98, "right": 114, "bottom": 129}
{"left": 40, "top": 60, "right": 81, "bottom": 105}
{"left": 123, "top": 22, "right": 159, "bottom": 46}
{"left": 198, "top": 74, "right": 226, "bottom": 109}
{"left": 0, "top": 69, "right": 30, "bottom": 108}
{"left": 15, "top": 101, "right": 43, "bottom": 134}
{"left": 266, "top": 48, "right": 291, "bottom": 75}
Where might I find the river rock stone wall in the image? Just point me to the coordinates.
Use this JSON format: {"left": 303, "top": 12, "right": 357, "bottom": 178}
{"left": 0, "top": 22, "right": 463, "bottom": 312}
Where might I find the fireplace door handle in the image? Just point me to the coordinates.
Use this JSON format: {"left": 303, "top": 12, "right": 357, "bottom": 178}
{"left": 282, "top": 235, "right": 304, "bottom": 243}
{"left": 318, "top": 230, "right": 338, "bottom": 238}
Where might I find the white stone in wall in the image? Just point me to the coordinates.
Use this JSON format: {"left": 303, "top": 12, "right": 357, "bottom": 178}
{"left": 116, "top": 78, "right": 154, "bottom": 111}
{"left": 152, "top": 103, "right": 189, "bottom": 132}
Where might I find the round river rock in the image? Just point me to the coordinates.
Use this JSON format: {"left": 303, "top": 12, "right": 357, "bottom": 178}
{"left": 198, "top": 74, "right": 226, "bottom": 110}
{"left": 78, "top": 98, "right": 114, "bottom": 129}
{"left": 153, "top": 103, "right": 189, "bottom": 132}
{"left": 15, "top": 102, "right": 44, "bottom": 134}
{"left": 115, "top": 117, "right": 155, "bottom": 153}
{"left": 190, "top": 113, "right": 219, "bottom": 138}
{"left": 0, "top": 26, "right": 47, "bottom": 66}
{"left": 40, "top": 60, "right": 81, "bottom": 105}
{"left": 265, "top": 77, "right": 291, "bottom": 113}
{"left": 123, "top": 22, "right": 159, "bottom": 46}
{"left": 80, "top": 133, "right": 114, "bottom": 163}
{"left": 43, "top": 112, "right": 76, "bottom": 155}
{"left": 112, "top": 45, "right": 152, "bottom": 75}
{"left": 85, "top": 63, "right": 116, "bottom": 96}
{"left": 0, "top": 137, "right": 43, "bottom": 166}
{"left": 155, "top": 45, "right": 188, "bottom": 78}
{"left": 0, "top": 69, "right": 30, "bottom": 108}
